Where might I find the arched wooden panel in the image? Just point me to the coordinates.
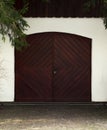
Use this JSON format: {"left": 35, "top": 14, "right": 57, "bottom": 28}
{"left": 53, "top": 33, "right": 91, "bottom": 102}
{"left": 15, "top": 33, "right": 53, "bottom": 102}
{"left": 15, "top": 32, "right": 91, "bottom": 102}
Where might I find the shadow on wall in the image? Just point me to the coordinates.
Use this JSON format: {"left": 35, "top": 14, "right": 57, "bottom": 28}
{"left": 0, "top": 61, "right": 6, "bottom": 79}
{"left": 0, "top": 47, "right": 7, "bottom": 100}
{"left": 0, "top": 47, "right": 7, "bottom": 83}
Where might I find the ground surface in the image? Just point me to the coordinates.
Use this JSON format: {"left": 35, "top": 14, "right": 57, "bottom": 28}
{"left": 0, "top": 104, "right": 107, "bottom": 130}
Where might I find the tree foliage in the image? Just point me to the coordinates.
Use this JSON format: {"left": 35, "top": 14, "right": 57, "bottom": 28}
{"left": 84, "top": 0, "right": 107, "bottom": 29}
{"left": 0, "top": 0, "right": 29, "bottom": 50}
{"left": 103, "top": 0, "right": 107, "bottom": 28}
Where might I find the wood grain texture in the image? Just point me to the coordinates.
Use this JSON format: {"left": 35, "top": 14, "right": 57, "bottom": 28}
{"left": 53, "top": 33, "right": 91, "bottom": 102}
{"left": 15, "top": 32, "right": 91, "bottom": 102}
{"left": 15, "top": 0, "right": 104, "bottom": 17}
{"left": 15, "top": 33, "right": 53, "bottom": 102}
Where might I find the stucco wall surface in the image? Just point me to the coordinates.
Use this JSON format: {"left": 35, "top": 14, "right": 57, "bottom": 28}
{"left": 0, "top": 37, "right": 14, "bottom": 102}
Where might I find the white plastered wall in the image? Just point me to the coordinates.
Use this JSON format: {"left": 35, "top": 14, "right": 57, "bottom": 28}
{"left": 0, "top": 18, "right": 107, "bottom": 102}
{"left": 0, "top": 37, "right": 14, "bottom": 102}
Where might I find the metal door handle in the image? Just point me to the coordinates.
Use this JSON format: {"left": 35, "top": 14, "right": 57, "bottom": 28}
{"left": 53, "top": 70, "right": 57, "bottom": 75}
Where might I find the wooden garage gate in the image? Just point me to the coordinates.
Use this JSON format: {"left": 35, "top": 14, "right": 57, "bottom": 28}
{"left": 15, "top": 32, "right": 91, "bottom": 102}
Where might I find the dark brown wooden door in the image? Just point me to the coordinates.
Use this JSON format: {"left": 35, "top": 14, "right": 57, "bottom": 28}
{"left": 15, "top": 32, "right": 91, "bottom": 102}
{"left": 53, "top": 33, "right": 91, "bottom": 102}
{"left": 15, "top": 33, "right": 53, "bottom": 102}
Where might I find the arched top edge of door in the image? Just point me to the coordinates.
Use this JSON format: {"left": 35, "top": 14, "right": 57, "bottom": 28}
{"left": 26, "top": 32, "right": 92, "bottom": 41}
